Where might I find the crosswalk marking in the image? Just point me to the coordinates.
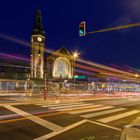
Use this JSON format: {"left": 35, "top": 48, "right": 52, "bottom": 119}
{"left": 98, "top": 110, "right": 140, "bottom": 123}
{"left": 69, "top": 106, "right": 114, "bottom": 114}
{"left": 34, "top": 119, "right": 122, "bottom": 140}
{"left": 49, "top": 103, "right": 93, "bottom": 110}
{"left": 81, "top": 108, "right": 126, "bottom": 118}
{"left": 34, "top": 119, "right": 88, "bottom": 140}
{"left": 57, "top": 104, "right": 104, "bottom": 112}
{"left": 87, "top": 120, "right": 122, "bottom": 131}
{"left": 4, "top": 105, "right": 63, "bottom": 131}
{"left": 37, "top": 102, "right": 85, "bottom": 107}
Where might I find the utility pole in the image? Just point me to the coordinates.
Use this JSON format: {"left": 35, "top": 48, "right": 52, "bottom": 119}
{"left": 44, "top": 54, "right": 47, "bottom": 100}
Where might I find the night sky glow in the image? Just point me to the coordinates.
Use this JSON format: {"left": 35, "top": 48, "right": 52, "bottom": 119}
{"left": 0, "top": 0, "right": 140, "bottom": 68}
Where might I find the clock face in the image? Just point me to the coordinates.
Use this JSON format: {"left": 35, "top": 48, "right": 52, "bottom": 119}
{"left": 37, "top": 37, "right": 42, "bottom": 42}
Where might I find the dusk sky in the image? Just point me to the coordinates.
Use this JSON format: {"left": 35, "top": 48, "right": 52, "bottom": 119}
{"left": 0, "top": 0, "right": 140, "bottom": 68}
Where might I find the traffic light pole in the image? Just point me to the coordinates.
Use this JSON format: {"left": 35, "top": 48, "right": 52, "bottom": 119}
{"left": 80, "top": 21, "right": 140, "bottom": 36}
{"left": 44, "top": 54, "right": 47, "bottom": 100}
{"left": 44, "top": 71, "right": 47, "bottom": 100}
{"left": 73, "top": 58, "right": 76, "bottom": 90}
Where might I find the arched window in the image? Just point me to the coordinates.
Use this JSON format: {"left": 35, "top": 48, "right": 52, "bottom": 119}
{"left": 53, "top": 57, "right": 72, "bottom": 78}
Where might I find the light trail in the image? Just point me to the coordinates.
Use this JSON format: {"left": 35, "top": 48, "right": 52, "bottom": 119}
{"left": 76, "top": 63, "right": 140, "bottom": 82}
{"left": 109, "top": 64, "right": 132, "bottom": 73}
{"left": 76, "top": 63, "right": 107, "bottom": 74}
{"left": 77, "top": 58, "right": 135, "bottom": 76}
{"left": 0, "top": 33, "right": 140, "bottom": 81}
{"left": 0, "top": 52, "right": 29, "bottom": 62}
{"left": 0, "top": 33, "right": 54, "bottom": 54}
{"left": 76, "top": 69, "right": 95, "bottom": 76}
{"left": 0, "top": 33, "right": 30, "bottom": 47}
{"left": 0, "top": 52, "right": 139, "bottom": 82}
{"left": 86, "top": 22, "right": 140, "bottom": 35}
{"left": 123, "top": 65, "right": 140, "bottom": 73}
{"left": 0, "top": 33, "right": 135, "bottom": 75}
{"left": 0, "top": 64, "right": 30, "bottom": 69}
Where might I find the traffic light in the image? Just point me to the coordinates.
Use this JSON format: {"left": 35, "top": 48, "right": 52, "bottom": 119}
{"left": 79, "top": 21, "right": 86, "bottom": 36}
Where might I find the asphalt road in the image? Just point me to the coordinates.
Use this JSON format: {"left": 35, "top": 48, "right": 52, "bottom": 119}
{"left": 1, "top": 96, "right": 140, "bottom": 140}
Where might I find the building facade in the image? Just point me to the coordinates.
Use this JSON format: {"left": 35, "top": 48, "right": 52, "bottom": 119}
{"left": 30, "top": 10, "right": 74, "bottom": 80}
{"left": 31, "top": 9, "right": 46, "bottom": 79}
{"left": 46, "top": 47, "right": 74, "bottom": 80}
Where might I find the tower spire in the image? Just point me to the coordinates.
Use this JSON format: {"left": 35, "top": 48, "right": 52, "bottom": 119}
{"left": 31, "top": 9, "right": 45, "bottom": 36}
{"left": 31, "top": 9, "right": 46, "bottom": 79}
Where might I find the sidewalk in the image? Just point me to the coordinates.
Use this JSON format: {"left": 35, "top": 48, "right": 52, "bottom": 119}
{"left": 120, "top": 117, "right": 140, "bottom": 140}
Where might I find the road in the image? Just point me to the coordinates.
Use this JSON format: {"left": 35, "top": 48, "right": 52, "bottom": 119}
{"left": 0, "top": 96, "right": 140, "bottom": 140}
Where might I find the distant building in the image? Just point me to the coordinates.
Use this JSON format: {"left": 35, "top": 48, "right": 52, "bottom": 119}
{"left": 30, "top": 9, "right": 74, "bottom": 80}
{"left": 0, "top": 59, "right": 30, "bottom": 80}
{"left": 46, "top": 47, "right": 74, "bottom": 80}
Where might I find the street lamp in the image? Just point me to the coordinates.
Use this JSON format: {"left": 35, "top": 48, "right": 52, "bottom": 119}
{"left": 73, "top": 52, "right": 79, "bottom": 58}
{"left": 135, "top": 74, "right": 139, "bottom": 78}
{"left": 73, "top": 52, "right": 79, "bottom": 90}
{"left": 44, "top": 54, "right": 47, "bottom": 100}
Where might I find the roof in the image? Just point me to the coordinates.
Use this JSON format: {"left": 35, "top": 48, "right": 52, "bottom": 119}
{"left": 47, "top": 47, "right": 73, "bottom": 60}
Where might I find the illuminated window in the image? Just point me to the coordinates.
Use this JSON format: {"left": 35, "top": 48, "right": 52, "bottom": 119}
{"left": 53, "top": 57, "right": 72, "bottom": 78}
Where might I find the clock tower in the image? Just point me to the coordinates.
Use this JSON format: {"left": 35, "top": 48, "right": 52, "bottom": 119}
{"left": 31, "top": 9, "right": 46, "bottom": 79}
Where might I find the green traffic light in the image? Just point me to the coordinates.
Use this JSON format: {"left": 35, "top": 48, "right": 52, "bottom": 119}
{"left": 80, "top": 30, "right": 84, "bottom": 35}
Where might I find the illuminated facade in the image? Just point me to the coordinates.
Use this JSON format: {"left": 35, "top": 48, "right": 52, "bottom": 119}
{"left": 53, "top": 57, "right": 72, "bottom": 78}
{"left": 47, "top": 48, "right": 74, "bottom": 80}
{"left": 30, "top": 10, "right": 74, "bottom": 80}
{"left": 30, "top": 10, "right": 45, "bottom": 79}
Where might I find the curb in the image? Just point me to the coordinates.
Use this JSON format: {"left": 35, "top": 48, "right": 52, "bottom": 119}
{"left": 120, "top": 117, "right": 140, "bottom": 139}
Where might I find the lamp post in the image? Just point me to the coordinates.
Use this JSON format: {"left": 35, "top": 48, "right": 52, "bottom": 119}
{"left": 44, "top": 54, "right": 47, "bottom": 100}
{"left": 73, "top": 52, "right": 79, "bottom": 90}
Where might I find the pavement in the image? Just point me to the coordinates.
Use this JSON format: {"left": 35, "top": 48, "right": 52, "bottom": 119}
{"left": 120, "top": 115, "right": 140, "bottom": 140}
{"left": 1, "top": 94, "right": 140, "bottom": 140}
{"left": 14, "top": 92, "right": 140, "bottom": 104}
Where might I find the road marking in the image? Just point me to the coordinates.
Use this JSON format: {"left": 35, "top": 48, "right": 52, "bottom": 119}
{"left": 87, "top": 120, "right": 122, "bottom": 131}
{"left": 98, "top": 110, "right": 140, "bottom": 123}
{"left": 36, "top": 102, "right": 85, "bottom": 107}
{"left": 58, "top": 104, "right": 104, "bottom": 112}
{"left": 34, "top": 119, "right": 88, "bottom": 140}
{"left": 81, "top": 108, "right": 126, "bottom": 118}
{"left": 4, "top": 105, "right": 63, "bottom": 131}
{"left": 69, "top": 106, "right": 114, "bottom": 114}
{"left": 0, "top": 103, "right": 30, "bottom": 107}
{"left": 49, "top": 103, "right": 93, "bottom": 109}
{"left": 0, "top": 104, "right": 115, "bottom": 126}
{"left": 0, "top": 111, "right": 66, "bottom": 125}
{"left": 34, "top": 119, "right": 122, "bottom": 140}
